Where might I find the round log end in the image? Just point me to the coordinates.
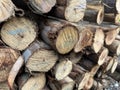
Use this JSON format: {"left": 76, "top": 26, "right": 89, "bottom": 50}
{"left": 111, "top": 57, "right": 118, "bottom": 73}
{"left": 93, "top": 29, "right": 104, "bottom": 53}
{"left": 56, "top": 25, "right": 78, "bottom": 54}
{"left": 55, "top": 60, "right": 72, "bottom": 80}
{"left": 84, "top": 77, "right": 94, "bottom": 90}
{"left": 98, "top": 48, "right": 108, "bottom": 66}
{"left": 116, "top": 0, "right": 120, "bottom": 13}
{"left": 65, "top": 0, "right": 86, "bottom": 22}
{"left": 0, "top": 0, "right": 15, "bottom": 23}
{"left": 115, "top": 14, "right": 120, "bottom": 25}
{"left": 26, "top": 49, "right": 58, "bottom": 72}
{"left": 97, "top": 6, "right": 104, "bottom": 25}
{"left": 1, "top": 17, "right": 37, "bottom": 51}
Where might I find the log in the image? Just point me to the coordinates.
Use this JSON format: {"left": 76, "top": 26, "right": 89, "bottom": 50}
{"left": 55, "top": 60, "right": 72, "bottom": 80}
{"left": 1, "top": 17, "right": 37, "bottom": 51}
{"left": 93, "top": 28, "right": 105, "bottom": 53}
{"left": 86, "top": 47, "right": 108, "bottom": 65}
{"left": 26, "top": 0, "right": 56, "bottom": 14}
{"left": 116, "top": 0, "right": 120, "bottom": 13}
{"left": 0, "top": 82, "right": 10, "bottom": 90}
{"left": 111, "top": 56, "right": 118, "bottom": 73}
{"left": 40, "top": 19, "right": 78, "bottom": 54}
{"left": 0, "top": 47, "right": 19, "bottom": 83}
{"left": 74, "top": 28, "right": 93, "bottom": 53}
{"left": 26, "top": 40, "right": 58, "bottom": 72}
{"left": 115, "top": 13, "right": 120, "bottom": 25}
{"left": 0, "top": 0, "right": 15, "bottom": 23}
{"left": 21, "top": 73, "right": 46, "bottom": 90}
{"left": 84, "top": 1, "right": 104, "bottom": 24}
{"left": 52, "top": 0, "right": 86, "bottom": 22}
{"left": 105, "top": 28, "right": 119, "bottom": 45}
{"left": 106, "top": 40, "right": 120, "bottom": 56}
{"left": 48, "top": 76, "right": 75, "bottom": 90}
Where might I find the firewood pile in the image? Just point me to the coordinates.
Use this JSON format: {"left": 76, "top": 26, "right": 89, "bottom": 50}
{"left": 0, "top": 0, "right": 120, "bottom": 90}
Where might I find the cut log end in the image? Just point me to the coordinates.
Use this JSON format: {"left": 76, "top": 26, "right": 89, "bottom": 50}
{"left": 64, "top": 0, "right": 86, "bottom": 22}
{"left": 55, "top": 60, "right": 72, "bottom": 80}
{"left": 56, "top": 25, "right": 78, "bottom": 54}
{"left": 111, "top": 57, "right": 118, "bottom": 73}
{"left": 1, "top": 17, "right": 37, "bottom": 50}
{"left": 93, "top": 29, "right": 104, "bottom": 53}
{"left": 0, "top": 0, "right": 15, "bottom": 23}
{"left": 74, "top": 28, "right": 93, "bottom": 53}
{"left": 97, "top": 6, "right": 104, "bottom": 25}
{"left": 84, "top": 77, "right": 94, "bottom": 90}
{"left": 98, "top": 48, "right": 108, "bottom": 65}
{"left": 78, "top": 72, "right": 90, "bottom": 90}
{"left": 116, "top": 0, "right": 120, "bottom": 13}
{"left": 115, "top": 14, "right": 120, "bottom": 25}
{"left": 26, "top": 49, "right": 58, "bottom": 72}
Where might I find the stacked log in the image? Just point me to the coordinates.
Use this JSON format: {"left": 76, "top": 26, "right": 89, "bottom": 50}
{"left": 0, "top": 0, "right": 120, "bottom": 90}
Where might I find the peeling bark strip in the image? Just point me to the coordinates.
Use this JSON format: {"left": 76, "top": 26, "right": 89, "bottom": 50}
{"left": 0, "top": 0, "right": 15, "bottom": 23}
{"left": 26, "top": 0, "right": 56, "bottom": 14}
{"left": 52, "top": 0, "right": 86, "bottom": 22}
{"left": 40, "top": 19, "right": 78, "bottom": 54}
{"left": 0, "top": 47, "right": 19, "bottom": 83}
{"left": 1, "top": 17, "right": 37, "bottom": 51}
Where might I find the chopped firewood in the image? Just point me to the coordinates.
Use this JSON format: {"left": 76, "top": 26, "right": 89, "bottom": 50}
{"left": 111, "top": 56, "right": 118, "bottom": 73}
{"left": 115, "top": 13, "right": 120, "bottom": 25}
{"left": 40, "top": 19, "right": 78, "bottom": 54}
{"left": 1, "top": 17, "right": 37, "bottom": 50}
{"left": 55, "top": 60, "right": 72, "bottom": 80}
{"left": 116, "top": 0, "right": 120, "bottom": 13}
{"left": 0, "top": 82, "right": 10, "bottom": 90}
{"left": 21, "top": 73, "right": 46, "bottom": 90}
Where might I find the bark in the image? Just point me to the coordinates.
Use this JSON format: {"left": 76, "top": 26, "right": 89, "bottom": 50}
{"left": 1, "top": 17, "right": 37, "bottom": 50}
{"left": 40, "top": 19, "right": 78, "bottom": 54}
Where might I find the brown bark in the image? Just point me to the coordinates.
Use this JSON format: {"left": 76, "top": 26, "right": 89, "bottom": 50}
{"left": 0, "top": 47, "right": 19, "bottom": 83}
{"left": 26, "top": 0, "right": 56, "bottom": 14}
{"left": 52, "top": 0, "right": 86, "bottom": 22}
{"left": 1, "top": 17, "right": 37, "bottom": 51}
{"left": 40, "top": 19, "right": 78, "bottom": 54}
{"left": 0, "top": 0, "right": 15, "bottom": 23}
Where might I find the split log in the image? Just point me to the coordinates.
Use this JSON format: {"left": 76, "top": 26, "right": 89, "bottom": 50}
{"left": 86, "top": 47, "right": 108, "bottom": 65}
{"left": 105, "top": 28, "right": 119, "bottom": 45}
{"left": 21, "top": 73, "right": 46, "bottom": 90}
{"left": 26, "top": 0, "right": 56, "bottom": 14}
{"left": 1, "top": 17, "right": 37, "bottom": 51}
{"left": 40, "top": 19, "right": 78, "bottom": 54}
{"left": 0, "top": 47, "right": 19, "bottom": 82}
{"left": 26, "top": 40, "right": 58, "bottom": 73}
{"left": 0, "top": 82, "right": 10, "bottom": 90}
{"left": 74, "top": 28, "right": 93, "bottom": 53}
{"left": 52, "top": 0, "right": 86, "bottom": 22}
{"left": 55, "top": 60, "right": 72, "bottom": 80}
{"left": 0, "top": 0, "right": 15, "bottom": 23}
{"left": 84, "top": 1, "right": 104, "bottom": 24}
{"left": 111, "top": 56, "right": 118, "bottom": 73}
{"left": 106, "top": 40, "right": 120, "bottom": 56}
